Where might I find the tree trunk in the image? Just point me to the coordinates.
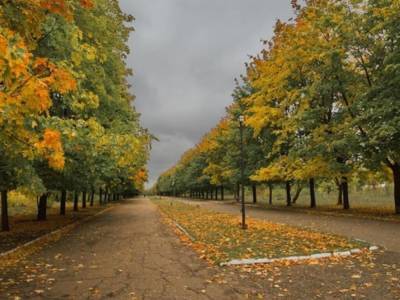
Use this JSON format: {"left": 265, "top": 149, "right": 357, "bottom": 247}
{"left": 309, "top": 178, "right": 316, "bottom": 208}
{"left": 241, "top": 184, "right": 245, "bottom": 204}
{"left": 1, "top": 190, "right": 10, "bottom": 231}
{"left": 90, "top": 190, "right": 94, "bottom": 206}
{"left": 292, "top": 184, "right": 303, "bottom": 204}
{"left": 99, "top": 188, "right": 103, "bottom": 205}
{"left": 236, "top": 183, "right": 240, "bottom": 202}
{"left": 37, "top": 193, "right": 48, "bottom": 221}
{"left": 286, "top": 181, "right": 292, "bottom": 207}
{"left": 221, "top": 185, "right": 224, "bottom": 201}
{"left": 336, "top": 178, "right": 343, "bottom": 205}
{"left": 252, "top": 184, "right": 257, "bottom": 204}
{"left": 74, "top": 192, "right": 79, "bottom": 211}
{"left": 60, "top": 189, "right": 66, "bottom": 215}
{"left": 82, "top": 191, "right": 87, "bottom": 208}
{"left": 390, "top": 163, "right": 400, "bottom": 214}
{"left": 337, "top": 186, "right": 343, "bottom": 205}
{"left": 341, "top": 177, "right": 350, "bottom": 210}
{"left": 215, "top": 187, "right": 218, "bottom": 200}
{"left": 268, "top": 183, "right": 273, "bottom": 205}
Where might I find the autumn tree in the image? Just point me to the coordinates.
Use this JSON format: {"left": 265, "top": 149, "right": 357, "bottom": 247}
{"left": 157, "top": 0, "right": 400, "bottom": 215}
{"left": 0, "top": 0, "right": 151, "bottom": 228}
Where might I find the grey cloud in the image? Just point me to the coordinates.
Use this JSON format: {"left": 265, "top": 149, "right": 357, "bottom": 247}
{"left": 119, "top": 0, "right": 293, "bottom": 187}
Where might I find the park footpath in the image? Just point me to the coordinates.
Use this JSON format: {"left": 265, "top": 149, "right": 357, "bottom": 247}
{"left": 0, "top": 198, "right": 399, "bottom": 299}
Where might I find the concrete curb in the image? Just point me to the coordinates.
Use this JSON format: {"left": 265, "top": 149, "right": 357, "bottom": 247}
{"left": 174, "top": 221, "right": 195, "bottom": 242}
{"left": 0, "top": 205, "right": 115, "bottom": 261}
{"left": 220, "top": 246, "right": 380, "bottom": 266}
{"left": 157, "top": 201, "right": 382, "bottom": 268}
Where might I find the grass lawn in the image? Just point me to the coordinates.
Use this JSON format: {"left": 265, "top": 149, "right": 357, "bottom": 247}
{"left": 248, "top": 184, "right": 398, "bottom": 216}
{"left": 153, "top": 199, "right": 368, "bottom": 265}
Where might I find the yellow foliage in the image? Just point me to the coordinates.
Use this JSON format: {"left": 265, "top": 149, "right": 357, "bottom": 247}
{"left": 133, "top": 169, "right": 148, "bottom": 190}
{"left": 72, "top": 91, "right": 99, "bottom": 111}
{"left": 82, "top": 43, "right": 97, "bottom": 61}
{"left": 0, "top": 26, "right": 77, "bottom": 166}
{"left": 35, "top": 129, "right": 65, "bottom": 170}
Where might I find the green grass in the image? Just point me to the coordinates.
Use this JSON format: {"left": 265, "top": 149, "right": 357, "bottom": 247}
{"left": 213, "top": 184, "right": 397, "bottom": 219}
{"left": 261, "top": 185, "right": 393, "bottom": 209}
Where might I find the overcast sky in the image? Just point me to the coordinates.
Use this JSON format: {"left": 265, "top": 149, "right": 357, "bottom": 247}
{"left": 119, "top": 0, "right": 293, "bottom": 187}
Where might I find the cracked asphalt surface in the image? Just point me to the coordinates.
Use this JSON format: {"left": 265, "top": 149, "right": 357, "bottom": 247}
{"left": 1, "top": 197, "right": 400, "bottom": 299}
{"left": 1, "top": 198, "right": 259, "bottom": 299}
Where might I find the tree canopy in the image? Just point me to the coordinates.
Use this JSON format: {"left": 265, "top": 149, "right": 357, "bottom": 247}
{"left": 1, "top": 0, "right": 151, "bottom": 230}
{"left": 155, "top": 0, "right": 400, "bottom": 214}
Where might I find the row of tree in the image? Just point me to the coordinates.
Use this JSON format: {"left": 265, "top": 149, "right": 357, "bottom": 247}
{"left": 0, "top": 0, "right": 150, "bottom": 231}
{"left": 155, "top": 0, "right": 400, "bottom": 214}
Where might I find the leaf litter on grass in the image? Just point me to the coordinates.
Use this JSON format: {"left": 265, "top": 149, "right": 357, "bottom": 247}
{"left": 153, "top": 199, "right": 400, "bottom": 299}
{"left": 153, "top": 199, "right": 368, "bottom": 265}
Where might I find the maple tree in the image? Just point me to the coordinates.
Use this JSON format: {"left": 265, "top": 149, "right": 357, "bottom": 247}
{"left": 0, "top": 0, "right": 150, "bottom": 230}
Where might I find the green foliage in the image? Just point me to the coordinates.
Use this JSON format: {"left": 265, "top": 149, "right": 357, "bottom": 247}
{"left": 0, "top": 0, "right": 150, "bottom": 229}
{"left": 156, "top": 0, "right": 400, "bottom": 213}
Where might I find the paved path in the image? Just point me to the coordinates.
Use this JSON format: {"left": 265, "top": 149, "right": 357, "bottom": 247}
{"left": 179, "top": 199, "right": 400, "bottom": 252}
{"left": 1, "top": 198, "right": 257, "bottom": 299}
{"left": 2, "top": 198, "right": 400, "bottom": 299}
